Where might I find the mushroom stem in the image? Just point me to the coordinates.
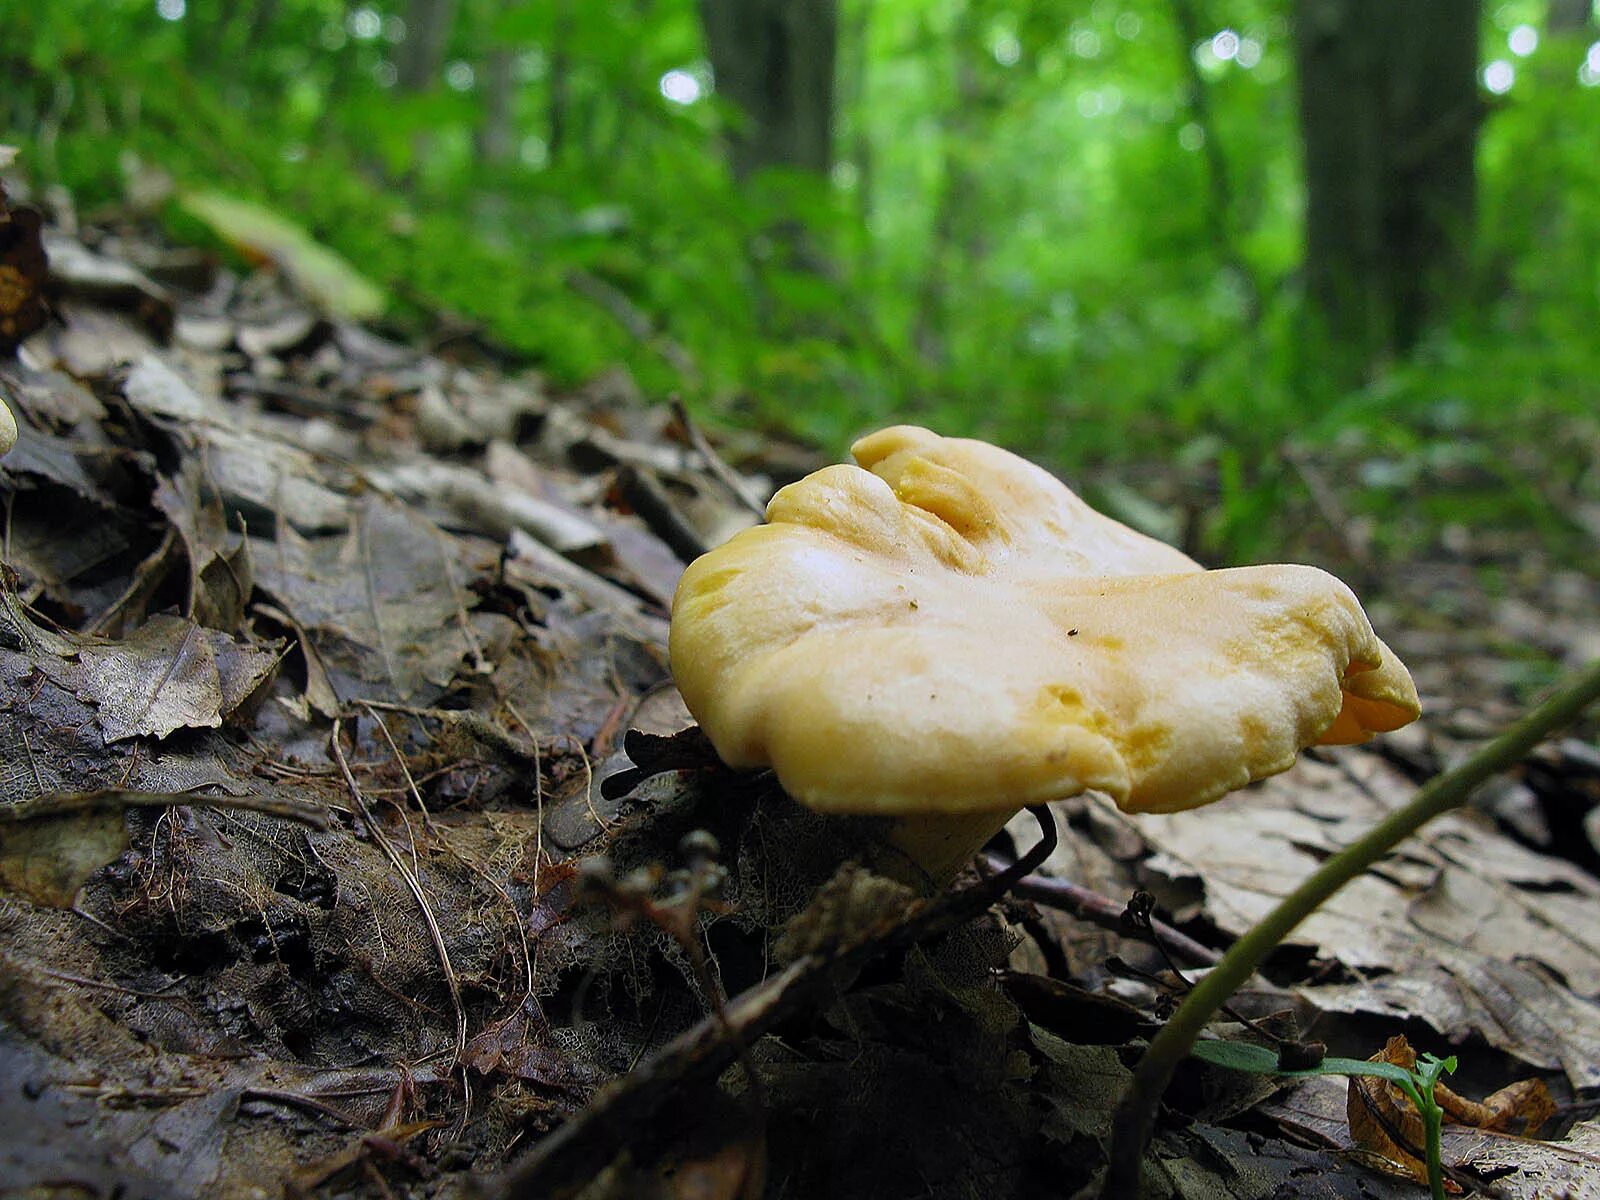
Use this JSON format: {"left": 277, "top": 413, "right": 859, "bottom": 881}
{"left": 879, "top": 804, "right": 1057, "bottom": 892}
{"left": 880, "top": 809, "right": 1024, "bottom": 888}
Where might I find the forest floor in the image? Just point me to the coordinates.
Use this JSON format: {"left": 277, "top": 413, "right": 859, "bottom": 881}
{"left": 2, "top": 201, "right": 1600, "bottom": 1200}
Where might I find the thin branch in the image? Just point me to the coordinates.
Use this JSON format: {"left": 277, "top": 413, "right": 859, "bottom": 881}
{"left": 0, "top": 788, "right": 328, "bottom": 829}
{"left": 670, "top": 397, "right": 767, "bottom": 521}
{"left": 985, "top": 856, "right": 1220, "bottom": 967}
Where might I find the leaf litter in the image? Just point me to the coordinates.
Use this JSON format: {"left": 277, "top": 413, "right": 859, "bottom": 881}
{"left": 0, "top": 178, "right": 1596, "bottom": 1199}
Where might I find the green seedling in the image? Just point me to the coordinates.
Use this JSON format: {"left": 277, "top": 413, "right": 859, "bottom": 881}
{"left": 1189, "top": 1039, "right": 1458, "bottom": 1200}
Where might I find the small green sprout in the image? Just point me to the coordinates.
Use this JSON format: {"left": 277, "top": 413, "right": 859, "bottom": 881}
{"left": 1190, "top": 1038, "right": 1458, "bottom": 1200}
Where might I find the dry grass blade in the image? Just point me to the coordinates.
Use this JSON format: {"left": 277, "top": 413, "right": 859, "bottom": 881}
{"left": 330, "top": 718, "right": 468, "bottom": 1073}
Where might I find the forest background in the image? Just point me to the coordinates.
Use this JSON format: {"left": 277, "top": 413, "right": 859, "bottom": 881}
{"left": 6, "top": 0, "right": 1600, "bottom": 604}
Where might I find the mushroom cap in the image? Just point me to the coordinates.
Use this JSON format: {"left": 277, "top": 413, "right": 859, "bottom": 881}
{"left": 0, "top": 398, "right": 14, "bottom": 458}
{"left": 669, "top": 425, "right": 1419, "bottom": 818}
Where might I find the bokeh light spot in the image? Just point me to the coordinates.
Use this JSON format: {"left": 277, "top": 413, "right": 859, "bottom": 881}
{"left": 660, "top": 69, "right": 702, "bottom": 105}
{"left": 348, "top": 7, "right": 381, "bottom": 40}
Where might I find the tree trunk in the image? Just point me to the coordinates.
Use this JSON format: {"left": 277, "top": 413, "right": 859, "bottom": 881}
{"left": 476, "top": 46, "right": 517, "bottom": 164}
{"left": 397, "top": 0, "right": 458, "bottom": 92}
{"left": 1294, "top": 0, "right": 1481, "bottom": 359}
{"left": 1548, "top": 0, "right": 1592, "bottom": 34}
{"left": 698, "top": 0, "right": 838, "bottom": 178}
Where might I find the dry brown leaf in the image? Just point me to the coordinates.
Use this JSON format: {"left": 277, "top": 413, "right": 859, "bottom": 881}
{"left": 1110, "top": 750, "right": 1600, "bottom": 1088}
{"left": 0, "top": 808, "right": 127, "bottom": 907}
{"left": 1346, "top": 1036, "right": 1462, "bottom": 1192}
{"left": 62, "top": 614, "right": 280, "bottom": 742}
{"left": 1345, "top": 1035, "right": 1556, "bottom": 1193}
{"left": 0, "top": 179, "right": 48, "bottom": 353}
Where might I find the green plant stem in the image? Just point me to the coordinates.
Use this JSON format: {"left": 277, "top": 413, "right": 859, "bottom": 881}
{"left": 1422, "top": 1099, "right": 1445, "bottom": 1200}
{"left": 1102, "top": 657, "right": 1600, "bottom": 1198}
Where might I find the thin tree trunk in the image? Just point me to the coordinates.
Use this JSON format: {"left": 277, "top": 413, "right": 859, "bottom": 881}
{"left": 1548, "top": 0, "right": 1592, "bottom": 34}
{"left": 1294, "top": 0, "right": 1481, "bottom": 360}
{"left": 397, "top": 0, "right": 458, "bottom": 93}
{"left": 838, "top": 0, "right": 875, "bottom": 267}
{"left": 1169, "top": 0, "right": 1262, "bottom": 325}
{"left": 477, "top": 46, "right": 517, "bottom": 164}
{"left": 698, "top": 0, "right": 838, "bottom": 179}
{"left": 910, "top": 7, "right": 990, "bottom": 366}
{"left": 548, "top": 6, "right": 572, "bottom": 165}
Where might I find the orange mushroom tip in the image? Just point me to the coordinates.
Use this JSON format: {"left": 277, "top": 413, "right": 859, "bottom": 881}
{"left": 668, "top": 425, "right": 1420, "bottom": 827}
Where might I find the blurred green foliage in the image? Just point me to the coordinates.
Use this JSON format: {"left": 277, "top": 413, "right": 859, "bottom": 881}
{"left": 4, "top": 0, "right": 1599, "bottom": 564}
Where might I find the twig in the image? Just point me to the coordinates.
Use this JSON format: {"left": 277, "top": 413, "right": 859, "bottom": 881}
{"left": 0, "top": 788, "right": 328, "bottom": 829}
{"left": 1102, "top": 658, "right": 1600, "bottom": 1198}
{"left": 484, "top": 807, "right": 1058, "bottom": 1199}
{"left": 984, "top": 857, "right": 1219, "bottom": 967}
{"left": 240, "top": 1087, "right": 364, "bottom": 1130}
{"left": 331, "top": 719, "right": 468, "bottom": 1074}
{"left": 670, "top": 397, "right": 766, "bottom": 521}
{"left": 614, "top": 464, "right": 707, "bottom": 564}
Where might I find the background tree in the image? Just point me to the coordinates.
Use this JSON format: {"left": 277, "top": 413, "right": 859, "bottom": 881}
{"left": 698, "top": 0, "right": 838, "bottom": 179}
{"left": 1294, "top": 0, "right": 1483, "bottom": 362}
{"left": 1548, "top": 0, "right": 1593, "bottom": 35}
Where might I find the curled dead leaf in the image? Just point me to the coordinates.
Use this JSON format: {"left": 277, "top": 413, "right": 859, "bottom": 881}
{"left": 1346, "top": 1034, "right": 1555, "bottom": 1191}
{"left": 0, "top": 178, "right": 49, "bottom": 354}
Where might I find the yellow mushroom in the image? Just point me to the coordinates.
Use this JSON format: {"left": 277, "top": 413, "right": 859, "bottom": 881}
{"left": 669, "top": 425, "right": 1420, "bottom": 885}
{"left": 0, "top": 397, "right": 14, "bottom": 459}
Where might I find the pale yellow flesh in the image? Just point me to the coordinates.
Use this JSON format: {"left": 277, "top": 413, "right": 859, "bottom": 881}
{"left": 873, "top": 810, "right": 1021, "bottom": 889}
{"left": 670, "top": 425, "right": 1420, "bottom": 877}
{"left": 0, "top": 398, "right": 15, "bottom": 458}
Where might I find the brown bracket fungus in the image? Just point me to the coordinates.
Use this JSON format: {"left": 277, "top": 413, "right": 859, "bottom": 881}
{"left": 669, "top": 425, "right": 1420, "bottom": 885}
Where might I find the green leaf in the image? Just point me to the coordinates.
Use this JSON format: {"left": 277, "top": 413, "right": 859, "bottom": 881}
{"left": 1188, "top": 1040, "right": 1419, "bottom": 1088}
